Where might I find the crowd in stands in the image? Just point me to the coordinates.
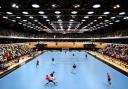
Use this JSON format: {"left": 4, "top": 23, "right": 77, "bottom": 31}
{"left": 0, "top": 44, "right": 33, "bottom": 70}
{"left": 98, "top": 44, "right": 128, "bottom": 61}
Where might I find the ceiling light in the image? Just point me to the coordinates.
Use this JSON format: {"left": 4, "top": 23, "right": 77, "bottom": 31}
{"left": 82, "top": 19, "right": 86, "bottom": 22}
{"left": 71, "top": 15, "right": 76, "bottom": 18}
{"left": 105, "top": 24, "right": 108, "bottom": 27}
{"left": 113, "top": 6, "right": 117, "bottom": 9}
{"left": 22, "top": 11, "right": 29, "bottom": 14}
{"left": 115, "top": 20, "right": 120, "bottom": 22}
{"left": 103, "top": 12, "right": 110, "bottom": 15}
{"left": 113, "top": 4, "right": 120, "bottom": 9}
{"left": 18, "top": 22, "right": 22, "bottom": 24}
{"left": 29, "top": 16, "right": 33, "bottom": 19}
{"left": 32, "top": 24, "right": 35, "bottom": 26}
{"left": 52, "top": 4, "right": 58, "bottom": 8}
{"left": 116, "top": 4, "right": 120, "bottom": 8}
{"left": 100, "top": 22, "right": 103, "bottom": 25}
{"left": 38, "top": 22, "right": 41, "bottom": 24}
{"left": 90, "top": 22, "right": 93, "bottom": 24}
{"left": 55, "top": 11, "right": 61, "bottom": 14}
{"left": 15, "top": 5, "right": 19, "bottom": 8}
{"left": 59, "top": 23, "right": 62, "bottom": 26}
{"left": 111, "top": 17, "right": 116, "bottom": 19}
{"left": 98, "top": 16, "right": 102, "bottom": 19}
{"left": 69, "top": 23, "right": 72, "bottom": 26}
{"left": 98, "top": 27, "right": 101, "bottom": 29}
{"left": 93, "top": 4, "right": 101, "bottom": 8}
{"left": 30, "top": 27, "right": 33, "bottom": 29}
{"left": 71, "top": 11, "right": 77, "bottom": 14}
{"left": 56, "top": 15, "right": 61, "bottom": 18}
{"left": 119, "top": 12, "right": 125, "bottom": 15}
{"left": 52, "top": 4, "right": 56, "bottom": 7}
{"left": 27, "top": 26, "right": 30, "bottom": 28}
{"left": 34, "top": 19, "right": 38, "bottom": 22}
{"left": 101, "top": 26, "right": 104, "bottom": 28}
{"left": 46, "top": 19, "right": 50, "bottom": 22}
{"left": 6, "top": 12, "right": 13, "bottom": 14}
{"left": 16, "top": 16, "right": 21, "bottom": 19}
{"left": 87, "top": 24, "right": 90, "bottom": 26}
{"left": 69, "top": 19, "right": 74, "bottom": 22}
{"left": 0, "top": 6, "right": 1, "bottom": 9}
{"left": 23, "top": 24, "right": 26, "bottom": 26}
{"left": 23, "top": 20, "right": 27, "bottom": 22}
{"left": 38, "top": 11, "right": 45, "bottom": 14}
{"left": 12, "top": 3, "right": 16, "bottom": 8}
{"left": 104, "top": 20, "right": 109, "bottom": 22}
{"left": 73, "top": 4, "right": 80, "bottom": 8}
{"left": 58, "top": 19, "right": 62, "bottom": 22}
{"left": 32, "top": 4, "right": 40, "bottom": 8}
{"left": 96, "top": 24, "right": 99, "bottom": 26}
{"left": 124, "top": 17, "right": 128, "bottom": 20}
{"left": 3, "top": 16, "right": 8, "bottom": 19}
{"left": 94, "top": 20, "right": 97, "bottom": 22}
{"left": 84, "top": 16, "right": 89, "bottom": 19}
{"left": 12, "top": 20, "right": 16, "bottom": 22}
{"left": 43, "top": 15, "right": 48, "bottom": 19}
{"left": 28, "top": 22, "right": 32, "bottom": 24}
{"left": 109, "top": 22, "right": 113, "bottom": 25}
{"left": 12, "top": 3, "right": 19, "bottom": 8}
{"left": 88, "top": 11, "right": 94, "bottom": 14}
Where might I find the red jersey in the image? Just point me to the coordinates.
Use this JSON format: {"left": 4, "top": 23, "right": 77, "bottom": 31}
{"left": 45, "top": 76, "right": 51, "bottom": 81}
{"left": 107, "top": 73, "right": 111, "bottom": 80}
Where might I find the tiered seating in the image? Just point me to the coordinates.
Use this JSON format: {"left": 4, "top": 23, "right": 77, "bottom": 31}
{"left": 98, "top": 44, "right": 128, "bottom": 70}
{"left": 0, "top": 44, "right": 33, "bottom": 70}
{"left": 98, "top": 44, "right": 128, "bottom": 61}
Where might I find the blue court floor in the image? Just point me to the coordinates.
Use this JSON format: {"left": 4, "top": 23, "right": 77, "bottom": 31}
{"left": 0, "top": 51, "right": 128, "bottom": 89}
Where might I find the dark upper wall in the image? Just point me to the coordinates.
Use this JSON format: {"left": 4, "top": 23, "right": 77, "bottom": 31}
{"left": 0, "top": 18, "right": 128, "bottom": 38}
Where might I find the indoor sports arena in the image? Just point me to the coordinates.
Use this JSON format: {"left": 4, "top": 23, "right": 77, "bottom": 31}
{"left": 0, "top": 0, "right": 128, "bottom": 89}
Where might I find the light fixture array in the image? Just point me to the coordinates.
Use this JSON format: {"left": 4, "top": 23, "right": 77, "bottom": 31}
{"left": 1, "top": 2, "right": 127, "bottom": 33}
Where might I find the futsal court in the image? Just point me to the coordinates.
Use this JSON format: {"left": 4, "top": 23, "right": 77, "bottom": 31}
{"left": 0, "top": 50, "right": 128, "bottom": 89}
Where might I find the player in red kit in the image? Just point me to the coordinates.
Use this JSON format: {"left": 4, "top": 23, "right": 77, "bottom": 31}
{"left": 107, "top": 72, "right": 111, "bottom": 85}
{"left": 45, "top": 75, "right": 56, "bottom": 85}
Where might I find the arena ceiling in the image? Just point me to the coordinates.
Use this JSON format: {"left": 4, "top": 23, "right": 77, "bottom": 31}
{"left": 0, "top": 0, "right": 128, "bottom": 34}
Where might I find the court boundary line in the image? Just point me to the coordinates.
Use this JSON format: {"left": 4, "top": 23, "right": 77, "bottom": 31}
{"left": 87, "top": 52, "right": 128, "bottom": 77}
{"left": 0, "top": 51, "right": 44, "bottom": 79}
